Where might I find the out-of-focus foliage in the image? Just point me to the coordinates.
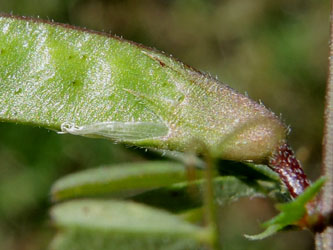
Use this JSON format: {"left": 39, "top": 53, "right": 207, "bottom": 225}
{"left": 51, "top": 162, "right": 190, "bottom": 202}
{"left": 0, "top": 0, "right": 327, "bottom": 249}
{"left": 50, "top": 200, "right": 207, "bottom": 250}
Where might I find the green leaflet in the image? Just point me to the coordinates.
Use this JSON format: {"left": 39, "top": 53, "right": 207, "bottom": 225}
{"left": 131, "top": 176, "right": 271, "bottom": 212}
{"left": 245, "top": 177, "right": 325, "bottom": 240}
{"left": 50, "top": 199, "right": 209, "bottom": 250}
{"left": 51, "top": 161, "right": 190, "bottom": 202}
{"left": 0, "top": 15, "right": 286, "bottom": 161}
{"left": 51, "top": 199, "right": 206, "bottom": 237}
{"left": 51, "top": 160, "right": 281, "bottom": 212}
{"left": 50, "top": 230, "right": 204, "bottom": 250}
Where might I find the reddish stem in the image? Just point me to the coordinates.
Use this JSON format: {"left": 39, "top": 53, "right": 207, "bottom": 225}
{"left": 269, "top": 143, "right": 310, "bottom": 198}
{"left": 268, "top": 143, "right": 332, "bottom": 232}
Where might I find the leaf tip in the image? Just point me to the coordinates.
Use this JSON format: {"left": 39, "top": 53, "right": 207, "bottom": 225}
{"left": 244, "top": 225, "right": 281, "bottom": 240}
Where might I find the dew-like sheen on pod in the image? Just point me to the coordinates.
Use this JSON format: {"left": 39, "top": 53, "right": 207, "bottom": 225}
{"left": 0, "top": 15, "right": 287, "bottom": 163}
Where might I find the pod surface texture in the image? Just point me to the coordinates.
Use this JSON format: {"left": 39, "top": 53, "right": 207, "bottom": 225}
{"left": 0, "top": 15, "right": 286, "bottom": 162}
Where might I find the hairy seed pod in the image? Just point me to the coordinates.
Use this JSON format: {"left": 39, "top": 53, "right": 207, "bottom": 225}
{"left": 0, "top": 15, "right": 313, "bottom": 198}
{"left": 0, "top": 15, "right": 287, "bottom": 163}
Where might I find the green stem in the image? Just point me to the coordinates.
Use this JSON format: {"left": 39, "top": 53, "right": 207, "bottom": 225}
{"left": 201, "top": 145, "right": 221, "bottom": 250}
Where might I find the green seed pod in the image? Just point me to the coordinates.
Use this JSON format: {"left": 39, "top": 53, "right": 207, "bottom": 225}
{"left": 0, "top": 15, "right": 287, "bottom": 162}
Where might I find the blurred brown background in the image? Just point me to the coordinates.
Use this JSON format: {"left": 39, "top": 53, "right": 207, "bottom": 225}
{"left": 0, "top": 0, "right": 329, "bottom": 249}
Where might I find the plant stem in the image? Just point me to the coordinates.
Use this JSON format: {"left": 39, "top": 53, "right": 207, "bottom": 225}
{"left": 201, "top": 144, "right": 221, "bottom": 250}
{"left": 205, "top": 157, "right": 219, "bottom": 250}
{"left": 315, "top": 0, "right": 333, "bottom": 249}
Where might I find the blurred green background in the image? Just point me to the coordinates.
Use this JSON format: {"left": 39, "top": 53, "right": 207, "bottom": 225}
{"left": 0, "top": 0, "right": 328, "bottom": 249}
